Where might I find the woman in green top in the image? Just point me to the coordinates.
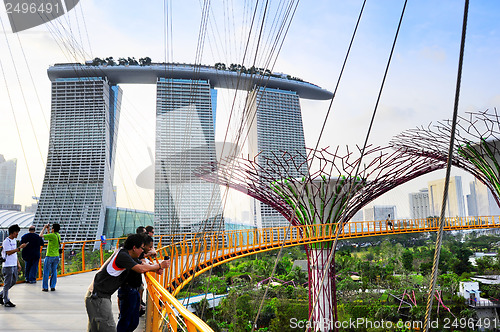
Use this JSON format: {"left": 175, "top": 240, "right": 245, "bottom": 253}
{"left": 39, "top": 223, "right": 61, "bottom": 292}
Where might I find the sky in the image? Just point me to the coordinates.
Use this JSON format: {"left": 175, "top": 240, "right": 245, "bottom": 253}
{"left": 1, "top": 0, "right": 500, "bottom": 220}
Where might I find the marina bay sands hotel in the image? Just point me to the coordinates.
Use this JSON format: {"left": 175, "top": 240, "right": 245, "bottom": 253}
{"left": 33, "top": 62, "right": 332, "bottom": 243}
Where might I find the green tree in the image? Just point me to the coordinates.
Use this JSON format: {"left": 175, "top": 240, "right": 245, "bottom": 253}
{"left": 206, "top": 318, "right": 221, "bottom": 332}
{"left": 452, "top": 246, "right": 473, "bottom": 275}
{"left": 105, "top": 57, "right": 116, "bottom": 66}
{"left": 268, "top": 300, "right": 308, "bottom": 332}
{"left": 475, "top": 256, "right": 499, "bottom": 273}
{"left": 139, "top": 57, "right": 152, "bottom": 66}
{"left": 117, "top": 57, "right": 128, "bottom": 66}
{"left": 285, "top": 266, "right": 307, "bottom": 285}
{"left": 402, "top": 250, "right": 413, "bottom": 272}
{"left": 466, "top": 235, "right": 500, "bottom": 251}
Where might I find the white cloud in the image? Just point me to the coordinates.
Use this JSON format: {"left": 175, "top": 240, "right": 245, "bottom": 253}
{"left": 419, "top": 46, "right": 447, "bottom": 62}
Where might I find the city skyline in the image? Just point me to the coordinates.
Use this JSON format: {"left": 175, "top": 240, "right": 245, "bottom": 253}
{"left": 1, "top": 1, "right": 500, "bottom": 221}
{"left": 0, "top": 154, "right": 17, "bottom": 205}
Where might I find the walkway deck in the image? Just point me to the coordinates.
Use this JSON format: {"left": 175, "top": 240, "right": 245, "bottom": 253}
{"left": 0, "top": 272, "right": 144, "bottom": 331}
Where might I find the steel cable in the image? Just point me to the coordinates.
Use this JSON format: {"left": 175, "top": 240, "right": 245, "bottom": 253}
{"left": 423, "top": 1, "right": 469, "bottom": 331}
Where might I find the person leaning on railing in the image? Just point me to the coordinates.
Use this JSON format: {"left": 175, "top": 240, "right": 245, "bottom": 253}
{"left": 117, "top": 234, "right": 160, "bottom": 332}
{"left": 85, "top": 233, "right": 170, "bottom": 332}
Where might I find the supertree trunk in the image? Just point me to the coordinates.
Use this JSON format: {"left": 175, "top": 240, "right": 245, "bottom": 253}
{"left": 306, "top": 242, "right": 337, "bottom": 332}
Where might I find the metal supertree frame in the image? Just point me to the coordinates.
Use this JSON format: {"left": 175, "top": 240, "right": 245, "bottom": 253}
{"left": 391, "top": 108, "right": 500, "bottom": 207}
{"left": 196, "top": 145, "right": 446, "bottom": 331}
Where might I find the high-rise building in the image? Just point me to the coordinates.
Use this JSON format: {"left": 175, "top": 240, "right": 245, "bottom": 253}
{"left": 363, "top": 205, "right": 397, "bottom": 221}
{"left": 247, "top": 87, "right": 308, "bottom": 229}
{"left": 0, "top": 155, "right": 17, "bottom": 205}
{"left": 349, "top": 210, "right": 364, "bottom": 223}
{"left": 428, "top": 176, "right": 466, "bottom": 217}
{"left": 155, "top": 78, "right": 223, "bottom": 236}
{"left": 467, "top": 178, "right": 500, "bottom": 216}
{"left": 34, "top": 78, "right": 121, "bottom": 244}
{"left": 42, "top": 63, "right": 331, "bottom": 241}
{"left": 409, "top": 188, "right": 430, "bottom": 219}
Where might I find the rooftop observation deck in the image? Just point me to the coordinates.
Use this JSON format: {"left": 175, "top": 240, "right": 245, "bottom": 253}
{"left": 47, "top": 63, "right": 333, "bottom": 100}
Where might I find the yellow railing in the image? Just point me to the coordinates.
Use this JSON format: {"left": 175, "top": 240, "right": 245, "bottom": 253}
{"left": 144, "top": 273, "right": 213, "bottom": 332}
{"left": 1, "top": 235, "right": 212, "bottom": 332}
{"left": 3, "top": 215, "right": 499, "bottom": 332}
{"left": 155, "top": 215, "right": 500, "bottom": 295}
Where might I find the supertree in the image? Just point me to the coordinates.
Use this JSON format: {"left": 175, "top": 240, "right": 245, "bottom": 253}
{"left": 391, "top": 109, "right": 500, "bottom": 207}
{"left": 196, "top": 145, "right": 446, "bottom": 331}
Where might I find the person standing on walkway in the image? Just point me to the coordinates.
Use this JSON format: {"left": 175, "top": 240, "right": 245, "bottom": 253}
{"left": 1, "top": 224, "right": 28, "bottom": 307}
{"left": 20, "top": 226, "right": 45, "bottom": 284}
{"left": 85, "top": 233, "right": 169, "bottom": 332}
{"left": 117, "top": 235, "right": 164, "bottom": 332}
{"left": 39, "top": 223, "right": 61, "bottom": 292}
{"left": 145, "top": 225, "right": 154, "bottom": 238}
{"left": 387, "top": 214, "right": 394, "bottom": 230}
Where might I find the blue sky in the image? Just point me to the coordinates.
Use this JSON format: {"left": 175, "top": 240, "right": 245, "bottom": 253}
{"left": 1, "top": 0, "right": 500, "bottom": 218}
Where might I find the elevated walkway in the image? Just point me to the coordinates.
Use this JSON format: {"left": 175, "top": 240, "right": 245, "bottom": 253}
{"left": 2, "top": 216, "right": 500, "bottom": 332}
{"left": 0, "top": 271, "right": 133, "bottom": 331}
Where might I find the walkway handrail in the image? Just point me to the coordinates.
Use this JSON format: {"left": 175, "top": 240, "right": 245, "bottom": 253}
{"left": 156, "top": 215, "right": 500, "bottom": 294}
{"left": 2, "top": 235, "right": 214, "bottom": 332}
{"left": 467, "top": 299, "right": 500, "bottom": 308}
{"left": 144, "top": 273, "right": 214, "bottom": 332}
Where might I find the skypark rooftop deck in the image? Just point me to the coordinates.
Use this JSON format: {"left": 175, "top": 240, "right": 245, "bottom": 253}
{"left": 47, "top": 63, "right": 333, "bottom": 100}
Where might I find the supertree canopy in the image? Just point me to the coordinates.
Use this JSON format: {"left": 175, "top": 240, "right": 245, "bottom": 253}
{"left": 391, "top": 109, "right": 500, "bottom": 207}
{"left": 196, "top": 145, "right": 445, "bottom": 331}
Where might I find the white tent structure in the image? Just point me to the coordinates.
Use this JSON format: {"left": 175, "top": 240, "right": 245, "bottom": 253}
{"left": 0, "top": 210, "right": 34, "bottom": 242}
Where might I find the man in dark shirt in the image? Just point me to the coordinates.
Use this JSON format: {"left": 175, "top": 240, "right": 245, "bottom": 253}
{"left": 116, "top": 235, "right": 157, "bottom": 332}
{"left": 20, "top": 226, "right": 45, "bottom": 284}
{"left": 85, "top": 233, "right": 169, "bottom": 332}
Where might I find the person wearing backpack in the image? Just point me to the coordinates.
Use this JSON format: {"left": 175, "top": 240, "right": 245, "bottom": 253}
{"left": 39, "top": 223, "right": 61, "bottom": 292}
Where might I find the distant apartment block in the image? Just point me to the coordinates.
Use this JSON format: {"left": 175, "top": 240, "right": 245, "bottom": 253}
{"left": 428, "top": 176, "right": 466, "bottom": 217}
{"left": 349, "top": 210, "right": 364, "bottom": 223}
{"left": 24, "top": 203, "right": 38, "bottom": 214}
{"left": 0, "top": 155, "right": 17, "bottom": 205}
{"left": 0, "top": 204, "right": 21, "bottom": 212}
{"left": 467, "top": 178, "right": 500, "bottom": 216}
{"left": 364, "top": 205, "right": 397, "bottom": 221}
{"left": 409, "top": 188, "right": 430, "bottom": 219}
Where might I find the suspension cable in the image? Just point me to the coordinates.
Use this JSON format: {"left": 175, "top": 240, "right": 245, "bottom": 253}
{"left": 423, "top": 1, "right": 469, "bottom": 331}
